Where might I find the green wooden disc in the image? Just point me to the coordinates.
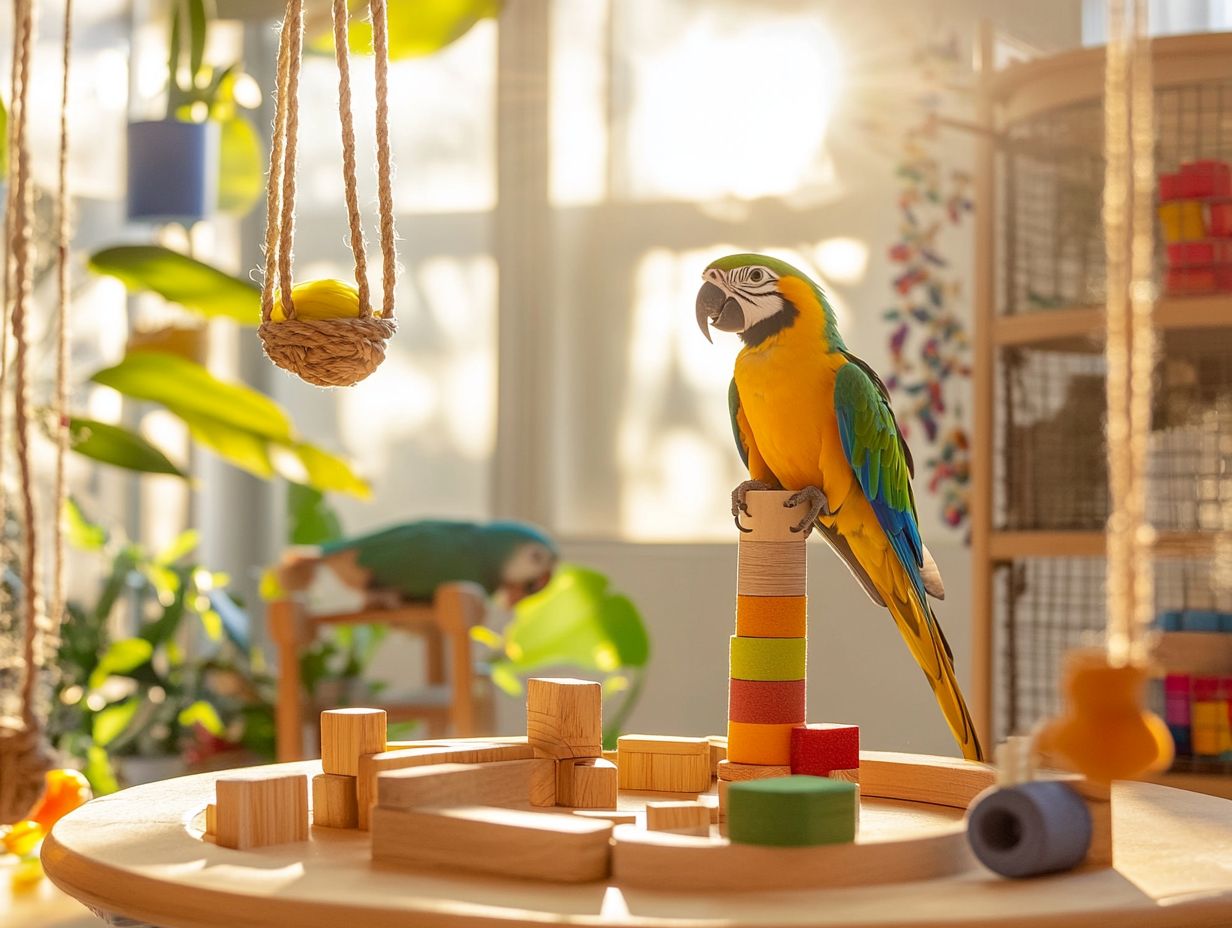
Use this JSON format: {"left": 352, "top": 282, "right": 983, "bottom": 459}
{"left": 729, "top": 635, "right": 807, "bottom": 682}
{"left": 727, "top": 775, "right": 856, "bottom": 847}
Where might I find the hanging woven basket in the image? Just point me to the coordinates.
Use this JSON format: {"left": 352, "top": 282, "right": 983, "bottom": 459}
{"left": 259, "top": 0, "right": 398, "bottom": 388}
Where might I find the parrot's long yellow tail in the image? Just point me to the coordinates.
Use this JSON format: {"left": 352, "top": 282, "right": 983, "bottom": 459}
{"left": 884, "top": 581, "right": 985, "bottom": 762}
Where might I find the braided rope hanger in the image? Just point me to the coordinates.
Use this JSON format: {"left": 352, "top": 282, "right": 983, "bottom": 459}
{"left": 258, "top": 0, "right": 398, "bottom": 388}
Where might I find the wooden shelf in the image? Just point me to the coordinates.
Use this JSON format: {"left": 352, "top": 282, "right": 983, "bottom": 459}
{"left": 992, "top": 295, "right": 1232, "bottom": 352}
{"left": 1140, "top": 770, "right": 1232, "bottom": 802}
{"left": 988, "top": 530, "right": 1219, "bottom": 561}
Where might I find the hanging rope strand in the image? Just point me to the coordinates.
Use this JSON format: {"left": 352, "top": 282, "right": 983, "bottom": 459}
{"left": 260, "top": 0, "right": 297, "bottom": 324}
{"left": 11, "top": 0, "right": 40, "bottom": 723}
{"left": 276, "top": 0, "right": 305, "bottom": 321}
{"left": 51, "top": 0, "right": 74, "bottom": 641}
{"left": 370, "top": 0, "right": 396, "bottom": 318}
{"left": 0, "top": 1, "right": 25, "bottom": 537}
{"left": 331, "top": 0, "right": 371, "bottom": 317}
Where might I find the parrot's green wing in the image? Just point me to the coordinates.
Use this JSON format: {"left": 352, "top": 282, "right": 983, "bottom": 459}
{"left": 728, "top": 378, "right": 750, "bottom": 469}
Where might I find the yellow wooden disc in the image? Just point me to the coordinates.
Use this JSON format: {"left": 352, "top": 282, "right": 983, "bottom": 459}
{"left": 271, "top": 279, "right": 362, "bottom": 322}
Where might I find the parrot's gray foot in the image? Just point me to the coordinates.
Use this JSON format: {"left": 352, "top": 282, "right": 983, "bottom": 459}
{"left": 731, "top": 479, "right": 776, "bottom": 533}
{"left": 784, "top": 485, "right": 829, "bottom": 536}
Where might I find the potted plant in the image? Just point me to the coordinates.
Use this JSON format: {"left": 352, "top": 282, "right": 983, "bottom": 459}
{"left": 127, "top": 0, "right": 263, "bottom": 223}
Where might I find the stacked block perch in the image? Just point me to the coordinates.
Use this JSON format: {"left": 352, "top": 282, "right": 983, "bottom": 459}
{"left": 729, "top": 490, "right": 808, "bottom": 766}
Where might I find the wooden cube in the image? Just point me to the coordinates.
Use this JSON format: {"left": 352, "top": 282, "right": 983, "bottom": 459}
{"left": 707, "top": 736, "right": 727, "bottom": 774}
{"left": 321, "top": 708, "right": 386, "bottom": 776}
{"left": 645, "top": 800, "right": 710, "bottom": 836}
{"left": 371, "top": 805, "right": 613, "bottom": 883}
{"left": 1084, "top": 793, "right": 1113, "bottom": 867}
{"left": 530, "top": 757, "right": 557, "bottom": 807}
{"left": 827, "top": 767, "right": 860, "bottom": 785}
{"left": 216, "top": 773, "right": 308, "bottom": 849}
{"left": 557, "top": 758, "right": 618, "bottom": 809}
{"left": 617, "top": 735, "right": 710, "bottom": 793}
{"left": 790, "top": 723, "right": 859, "bottom": 776}
{"left": 717, "top": 759, "right": 791, "bottom": 781}
{"left": 204, "top": 803, "right": 217, "bottom": 836}
{"left": 312, "top": 773, "right": 358, "bottom": 829}
{"left": 526, "top": 678, "right": 602, "bottom": 759}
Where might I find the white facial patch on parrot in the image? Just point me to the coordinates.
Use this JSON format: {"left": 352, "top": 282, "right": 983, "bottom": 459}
{"left": 704, "top": 265, "right": 786, "bottom": 331}
{"left": 502, "top": 542, "right": 557, "bottom": 585}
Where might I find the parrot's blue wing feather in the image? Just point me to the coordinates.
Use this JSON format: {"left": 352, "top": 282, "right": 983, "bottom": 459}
{"left": 833, "top": 357, "right": 928, "bottom": 613}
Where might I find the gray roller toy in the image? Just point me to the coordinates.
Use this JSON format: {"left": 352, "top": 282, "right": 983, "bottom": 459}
{"left": 967, "top": 781, "right": 1092, "bottom": 878}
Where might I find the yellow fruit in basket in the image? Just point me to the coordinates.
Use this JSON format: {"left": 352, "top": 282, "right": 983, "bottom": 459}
{"left": 271, "top": 279, "right": 362, "bottom": 322}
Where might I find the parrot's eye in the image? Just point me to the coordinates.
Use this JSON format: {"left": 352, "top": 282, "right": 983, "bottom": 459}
{"left": 749, "top": 269, "right": 764, "bottom": 283}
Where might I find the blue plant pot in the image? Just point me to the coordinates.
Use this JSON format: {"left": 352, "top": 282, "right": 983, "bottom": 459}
{"left": 126, "top": 119, "right": 220, "bottom": 224}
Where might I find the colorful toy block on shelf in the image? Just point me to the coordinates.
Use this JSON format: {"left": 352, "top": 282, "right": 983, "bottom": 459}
{"left": 1158, "top": 160, "right": 1232, "bottom": 295}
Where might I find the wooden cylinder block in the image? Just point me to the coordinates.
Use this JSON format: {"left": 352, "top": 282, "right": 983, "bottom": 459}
{"left": 739, "top": 490, "right": 803, "bottom": 542}
{"left": 729, "top": 636, "right": 806, "bottom": 681}
{"left": 735, "top": 595, "right": 806, "bottom": 637}
{"left": 727, "top": 721, "right": 801, "bottom": 765}
{"left": 728, "top": 678, "right": 806, "bottom": 725}
{"left": 312, "top": 773, "right": 358, "bottom": 829}
{"left": 717, "top": 759, "right": 792, "bottom": 781}
{"left": 737, "top": 541, "right": 806, "bottom": 597}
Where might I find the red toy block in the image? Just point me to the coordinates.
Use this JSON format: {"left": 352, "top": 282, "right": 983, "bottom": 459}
{"left": 1167, "top": 240, "right": 1232, "bottom": 266}
{"left": 1159, "top": 172, "right": 1181, "bottom": 201}
{"left": 1180, "top": 160, "right": 1232, "bottom": 198}
{"left": 1209, "top": 201, "right": 1232, "bottom": 237}
{"left": 728, "top": 678, "right": 806, "bottom": 725}
{"left": 790, "top": 723, "right": 859, "bottom": 776}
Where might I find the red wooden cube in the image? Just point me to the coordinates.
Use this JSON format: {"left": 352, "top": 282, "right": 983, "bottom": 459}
{"left": 790, "top": 723, "right": 859, "bottom": 776}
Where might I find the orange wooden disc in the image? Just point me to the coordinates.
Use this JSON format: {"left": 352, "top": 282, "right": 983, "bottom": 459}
{"left": 726, "top": 721, "right": 802, "bottom": 765}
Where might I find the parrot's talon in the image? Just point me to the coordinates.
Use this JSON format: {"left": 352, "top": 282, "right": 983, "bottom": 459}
{"left": 731, "top": 479, "right": 775, "bottom": 529}
{"left": 784, "top": 486, "right": 829, "bottom": 536}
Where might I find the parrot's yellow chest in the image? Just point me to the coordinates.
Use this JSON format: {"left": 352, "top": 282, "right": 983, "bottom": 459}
{"left": 733, "top": 287, "right": 854, "bottom": 508}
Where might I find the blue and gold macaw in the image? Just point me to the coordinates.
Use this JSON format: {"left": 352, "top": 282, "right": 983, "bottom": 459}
{"left": 696, "top": 253, "right": 983, "bottom": 761}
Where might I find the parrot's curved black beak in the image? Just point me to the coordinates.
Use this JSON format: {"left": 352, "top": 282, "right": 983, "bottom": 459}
{"left": 696, "top": 281, "right": 745, "bottom": 342}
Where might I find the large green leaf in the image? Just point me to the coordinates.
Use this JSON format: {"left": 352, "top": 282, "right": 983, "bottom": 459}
{"left": 217, "top": 115, "right": 263, "bottom": 215}
{"left": 280, "top": 442, "right": 370, "bottom": 499}
{"left": 69, "top": 416, "right": 187, "bottom": 478}
{"left": 88, "top": 245, "right": 260, "bottom": 324}
{"left": 287, "top": 483, "right": 343, "bottom": 545}
{"left": 89, "top": 639, "right": 155, "bottom": 690}
{"left": 91, "top": 352, "right": 293, "bottom": 441}
{"left": 64, "top": 498, "right": 109, "bottom": 551}
{"left": 178, "top": 700, "right": 224, "bottom": 736}
{"left": 495, "top": 565, "right": 650, "bottom": 676}
{"left": 311, "top": 0, "right": 500, "bottom": 59}
{"left": 179, "top": 409, "right": 275, "bottom": 477}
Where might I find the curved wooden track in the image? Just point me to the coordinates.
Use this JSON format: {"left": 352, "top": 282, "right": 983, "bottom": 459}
{"left": 42, "top": 753, "right": 1232, "bottom": 928}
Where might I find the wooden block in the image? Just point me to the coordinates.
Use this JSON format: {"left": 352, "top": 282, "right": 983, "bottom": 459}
{"left": 738, "top": 489, "right": 801, "bottom": 541}
{"left": 717, "top": 759, "right": 791, "bottom": 781}
{"left": 617, "top": 736, "right": 710, "bottom": 792}
{"left": 828, "top": 767, "right": 861, "bottom": 785}
{"left": 718, "top": 778, "right": 729, "bottom": 822}
{"left": 573, "top": 809, "right": 636, "bottom": 825}
{"left": 728, "top": 678, "right": 806, "bottom": 724}
{"left": 526, "top": 678, "right": 602, "bottom": 760}
{"left": 204, "top": 803, "right": 216, "bottom": 836}
{"left": 378, "top": 760, "right": 545, "bottom": 811}
{"left": 530, "top": 757, "right": 557, "bottom": 807}
{"left": 728, "top": 775, "right": 856, "bottom": 847}
{"left": 312, "top": 773, "right": 358, "bottom": 829}
{"left": 215, "top": 774, "right": 308, "bottom": 850}
{"left": 726, "top": 721, "right": 800, "bottom": 765}
{"left": 697, "top": 793, "right": 720, "bottom": 824}
{"left": 791, "top": 723, "right": 860, "bottom": 775}
{"left": 370, "top": 805, "right": 613, "bottom": 883}
{"left": 321, "top": 708, "right": 386, "bottom": 777}
{"left": 735, "top": 594, "right": 807, "bottom": 637}
{"left": 645, "top": 801, "right": 710, "bottom": 836}
{"left": 602, "top": 749, "right": 618, "bottom": 766}
{"left": 729, "top": 636, "right": 806, "bottom": 681}
{"left": 556, "top": 758, "right": 617, "bottom": 809}
{"left": 357, "top": 742, "right": 535, "bottom": 829}
{"left": 859, "top": 751, "right": 995, "bottom": 809}
{"left": 1084, "top": 794, "right": 1113, "bottom": 867}
{"left": 737, "top": 540, "right": 806, "bottom": 596}
{"left": 707, "top": 736, "right": 727, "bottom": 774}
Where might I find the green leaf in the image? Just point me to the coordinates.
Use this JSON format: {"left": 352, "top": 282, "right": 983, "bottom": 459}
{"left": 287, "top": 483, "right": 343, "bottom": 545}
{"left": 279, "top": 443, "right": 370, "bottom": 499}
{"left": 311, "top": 0, "right": 500, "bottom": 60}
{"left": 216, "top": 115, "right": 263, "bottom": 215}
{"left": 200, "top": 609, "right": 223, "bottom": 641}
{"left": 89, "top": 639, "right": 155, "bottom": 690}
{"left": 179, "top": 410, "right": 275, "bottom": 478}
{"left": 92, "top": 699, "right": 140, "bottom": 747}
{"left": 88, "top": 246, "right": 260, "bottom": 324}
{"left": 488, "top": 662, "right": 523, "bottom": 696}
{"left": 187, "top": 0, "right": 207, "bottom": 85}
{"left": 69, "top": 416, "right": 188, "bottom": 478}
{"left": 469, "top": 625, "right": 503, "bottom": 650}
{"left": 178, "top": 699, "right": 224, "bottom": 736}
{"left": 259, "top": 567, "right": 285, "bottom": 602}
{"left": 64, "top": 498, "right": 109, "bottom": 551}
{"left": 156, "top": 529, "right": 200, "bottom": 565}
{"left": 91, "top": 352, "right": 293, "bottom": 441}
{"left": 84, "top": 744, "right": 120, "bottom": 795}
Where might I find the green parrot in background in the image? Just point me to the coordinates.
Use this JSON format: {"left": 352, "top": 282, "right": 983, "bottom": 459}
{"left": 696, "top": 253, "right": 983, "bottom": 761}
{"left": 276, "top": 520, "right": 559, "bottom": 609}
